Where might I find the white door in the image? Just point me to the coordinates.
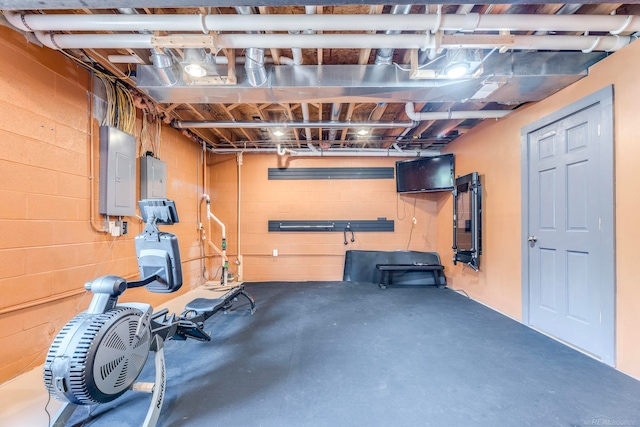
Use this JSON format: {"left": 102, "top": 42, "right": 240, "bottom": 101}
{"left": 523, "top": 87, "right": 615, "bottom": 365}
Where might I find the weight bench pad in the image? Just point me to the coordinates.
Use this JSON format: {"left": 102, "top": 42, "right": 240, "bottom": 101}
{"left": 184, "top": 297, "right": 226, "bottom": 314}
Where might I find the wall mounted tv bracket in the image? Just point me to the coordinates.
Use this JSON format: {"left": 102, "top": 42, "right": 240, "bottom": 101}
{"left": 43, "top": 199, "right": 255, "bottom": 427}
{"left": 452, "top": 172, "right": 482, "bottom": 271}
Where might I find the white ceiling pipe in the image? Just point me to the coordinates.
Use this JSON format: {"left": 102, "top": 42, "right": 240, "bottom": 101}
{"left": 32, "top": 32, "right": 632, "bottom": 52}
{"left": 288, "top": 149, "right": 437, "bottom": 157}
{"left": 6, "top": 11, "right": 640, "bottom": 34}
{"left": 176, "top": 120, "right": 416, "bottom": 129}
{"left": 33, "top": 32, "right": 152, "bottom": 49}
{"left": 218, "top": 34, "right": 632, "bottom": 52}
{"left": 405, "top": 103, "right": 511, "bottom": 121}
{"left": 214, "top": 147, "right": 437, "bottom": 157}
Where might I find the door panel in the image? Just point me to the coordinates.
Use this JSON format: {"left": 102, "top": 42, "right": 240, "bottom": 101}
{"left": 527, "top": 105, "right": 608, "bottom": 359}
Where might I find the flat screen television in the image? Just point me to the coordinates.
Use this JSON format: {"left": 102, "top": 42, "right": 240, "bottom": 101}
{"left": 396, "top": 154, "right": 455, "bottom": 193}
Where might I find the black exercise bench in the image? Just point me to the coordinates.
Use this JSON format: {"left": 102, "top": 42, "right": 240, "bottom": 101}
{"left": 376, "top": 263, "right": 446, "bottom": 289}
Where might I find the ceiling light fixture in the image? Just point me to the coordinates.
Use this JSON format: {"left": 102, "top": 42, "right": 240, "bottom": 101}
{"left": 181, "top": 48, "right": 217, "bottom": 78}
{"left": 357, "top": 129, "right": 370, "bottom": 136}
{"left": 273, "top": 129, "right": 285, "bottom": 137}
{"left": 444, "top": 62, "right": 470, "bottom": 79}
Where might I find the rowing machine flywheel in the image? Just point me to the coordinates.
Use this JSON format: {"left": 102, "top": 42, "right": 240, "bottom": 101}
{"left": 44, "top": 306, "right": 152, "bottom": 405}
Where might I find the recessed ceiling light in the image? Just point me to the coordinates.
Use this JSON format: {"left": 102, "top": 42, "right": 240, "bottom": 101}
{"left": 184, "top": 63, "right": 207, "bottom": 77}
{"left": 444, "top": 62, "right": 469, "bottom": 79}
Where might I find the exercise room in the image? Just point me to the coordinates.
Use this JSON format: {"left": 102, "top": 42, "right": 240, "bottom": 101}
{"left": 1, "top": 3, "right": 640, "bottom": 427}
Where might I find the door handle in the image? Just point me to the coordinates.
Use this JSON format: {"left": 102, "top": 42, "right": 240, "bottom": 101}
{"left": 528, "top": 235, "right": 537, "bottom": 244}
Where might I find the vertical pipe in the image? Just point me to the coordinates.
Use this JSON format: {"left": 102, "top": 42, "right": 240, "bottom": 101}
{"left": 235, "top": 6, "right": 267, "bottom": 87}
{"left": 236, "top": 153, "right": 243, "bottom": 281}
{"left": 374, "top": 5, "right": 413, "bottom": 65}
{"left": 327, "top": 103, "right": 342, "bottom": 142}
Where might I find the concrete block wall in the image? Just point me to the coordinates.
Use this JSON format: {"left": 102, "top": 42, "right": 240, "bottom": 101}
{"left": 0, "top": 27, "right": 206, "bottom": 384}
{"left": 208, "top": 154, "right": 441, "bottom": 282}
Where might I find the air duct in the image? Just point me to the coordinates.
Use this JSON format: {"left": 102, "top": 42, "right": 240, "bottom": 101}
{"left": 375, "top": 5, "right": 413, "bottom": 65}
{"left": 235, "top": 6, "right": 267, "bottom": 87}
{"left": 150, "top": 51, "right": 179, "bottom": 86}
{"left": 327, "top": 103, "right": 342, "bottom": 142}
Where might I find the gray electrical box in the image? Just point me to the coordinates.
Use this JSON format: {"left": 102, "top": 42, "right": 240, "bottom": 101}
{"left": 99, "top": 126, "right": 136, "bottom": 216}
{"left": 140, "top": 155, "right": 167, "bottom": 199}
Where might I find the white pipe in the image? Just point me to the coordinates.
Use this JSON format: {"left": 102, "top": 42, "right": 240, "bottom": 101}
{"left": 405, "top": 102, "right": 512, "bottom": 121}
{"left": 177, "top": 120, "right": 415, "bottom": 129}
{"left": 267, "top": 147, "right": 440, "bottom": 157}
{"left": 202, "top": 193, "right": 228, "bottom": 284}
{"left": 8, "top": 12, "right": 640, "bottom": 34}
{"left": 31, "top": 32, "right": 633, "bottom": 52}
{"left": 236, "top": 153, "right": 242, "bottom": 281}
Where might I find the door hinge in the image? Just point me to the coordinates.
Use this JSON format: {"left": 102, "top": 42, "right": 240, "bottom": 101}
{"left": 597, "top": 124, "right": 601, "bottom": 136}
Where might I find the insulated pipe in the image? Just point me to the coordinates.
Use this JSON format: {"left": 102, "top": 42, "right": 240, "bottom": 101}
{"left": 176, "top": 120, "right": 416, "bottom": 129}
{"left": 405, "top": 103, "right": 511, "bottom": 121}
{"left": 216, "top": 147, "right": 440, "bottom": 157}
{"left": 375, "top": 5, "right": 413, "bottom": 65}
{"left": 7, "top": 12, "right": 640, "bottom": 34}
{"left": 31, "top": 32, "right": 633, "bottom": 52}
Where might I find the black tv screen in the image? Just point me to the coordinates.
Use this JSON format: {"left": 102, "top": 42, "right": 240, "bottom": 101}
{"left": 396, "top": 154, "right": 455, "bottom": 193}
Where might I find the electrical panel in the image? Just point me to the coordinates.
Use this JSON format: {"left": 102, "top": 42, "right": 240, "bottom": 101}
{"left": 99, "top": 126, "right": 136, "bottom": 216}
{"left": 140, "top": 155, "right": 167, "bottom": 199}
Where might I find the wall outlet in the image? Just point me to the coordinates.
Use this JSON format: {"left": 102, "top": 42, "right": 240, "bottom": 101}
{"left": 272, "top": 249, "right": 278, "bottom": 257}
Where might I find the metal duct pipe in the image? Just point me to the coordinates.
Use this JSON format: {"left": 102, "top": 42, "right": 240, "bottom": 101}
{"left": 150, "top": 51, "right": 179, "bottom": 86}
{"left": 30, "top": 32, "right": 633, "bottom": 52}
{"left": 375, "top": 5, "right": 413, "bottom": 65}
{"left": 235, "top": 6, "right": 267, "bottom": 87}
{"left": 405, "top": 102, "right": 511, "bottom": 121}
{"left": 176, "top": 120, "right": 415, "bottom": 129}
{"left": 118, "top": 7, "right": 177, "bottom": 89}
{"left": 7, "top": 11, "right": 640, "bottom": 34}
{"left": 327, "top": 103, "right": 342, "bottom": 141}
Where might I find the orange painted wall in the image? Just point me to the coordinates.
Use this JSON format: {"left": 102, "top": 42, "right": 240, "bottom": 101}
{"left": 0, "top": 27, "right": 206, "bottom": 384}
{"left": 207, "top": 154, "right": 440, "bottom": 282}
{"left": 436, "top": 40, "right": 640, "bottom": 378}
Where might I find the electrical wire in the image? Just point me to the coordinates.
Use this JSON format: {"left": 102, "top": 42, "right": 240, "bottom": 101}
{"left": 59, "top": 49, "right": 136, "bottom": 135}
{"left": 405, "top": 196, "right": 418, "bottom": 250}
{"left": 393, "top": 54, "right": 444, "bottom": 72}
{"left": 396, "top": 193, "right": 407, "bottom": 220}
{"left": 44, "top": 387, "right": 51, "bottom": 427}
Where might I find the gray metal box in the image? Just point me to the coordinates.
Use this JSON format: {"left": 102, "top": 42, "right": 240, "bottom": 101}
{"left": 99, "top": 126, "right": 136, "bottom": 216}
{"left": 140, "top": 156, "right": 167, "bottom": 199}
